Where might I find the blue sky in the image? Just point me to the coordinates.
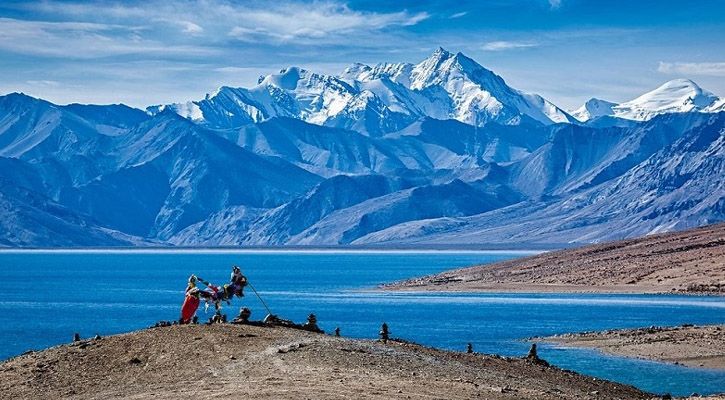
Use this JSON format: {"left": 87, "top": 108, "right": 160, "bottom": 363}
{"left": 1, "top": 0, "right": 723, "bottom": 110}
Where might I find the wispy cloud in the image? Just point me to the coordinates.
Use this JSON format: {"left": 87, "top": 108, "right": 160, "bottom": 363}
{"left": 226, "top": 3, "right": 428, "bottom": 43}
{"left": 449, "top": 12, "right": 468, "bottom": 19}
{"left": 214, "top": 66, "right": 262, "bottom": 74}
{"left": 0, "top": 17, "right": 215, "bottom": 58}
{"left": 26, "top": 80, "right": 62, "bottom": 87}
{"left": 180, "top": 21, "right": 203, "bottom": 35}
{"left": 548, "top": 0, "right": 562, "bottom": 9}
{"left": 658, "top": 61, "right": 725, "bottom": 77}
{"left": 21, "top": 1, "right": 428, "bottom": 46}
{"left": 481, "top": 41, "right": 537, "bottom": 51}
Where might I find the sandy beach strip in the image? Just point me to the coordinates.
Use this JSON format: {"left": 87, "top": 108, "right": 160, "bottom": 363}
{"left": 543, "top": 324, "right": 725, "bottom": 370}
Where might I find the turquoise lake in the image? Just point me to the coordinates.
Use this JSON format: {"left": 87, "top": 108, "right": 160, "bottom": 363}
{"left": 1, "top": 250, "right": 724, "bottom": 396}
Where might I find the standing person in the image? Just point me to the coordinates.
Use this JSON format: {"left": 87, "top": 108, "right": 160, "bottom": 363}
{"left": 180, "top": 275, "right": 200, "bottom": 323}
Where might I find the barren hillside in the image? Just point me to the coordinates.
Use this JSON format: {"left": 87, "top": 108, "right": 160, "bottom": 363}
{"left": 385, "top": 223, "right": 725, "bottom": 293}
{"left": 0, "top": 324, "right": 654, "bottom": 399}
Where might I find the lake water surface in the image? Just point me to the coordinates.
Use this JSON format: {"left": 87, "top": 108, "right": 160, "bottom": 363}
{"left": 1, "top": 250, "right": 724, "bottom": 396}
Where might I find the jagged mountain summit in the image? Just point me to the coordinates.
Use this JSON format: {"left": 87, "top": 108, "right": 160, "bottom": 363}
{"left": 573, "top": 79, "right": 725, "bottom": 122}
{"left": 149, "top": 48, "right": 575, "bottom": 135}
{"left": 1, "top": 49, "right": 725, "bottom": 247}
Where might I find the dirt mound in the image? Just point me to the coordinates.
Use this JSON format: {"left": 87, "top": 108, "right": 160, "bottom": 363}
{"left": 385, "top": 222, "right": 725, "bottom": 294}
{"left": 0, "top": 324, "right": 655, "bottom": 399}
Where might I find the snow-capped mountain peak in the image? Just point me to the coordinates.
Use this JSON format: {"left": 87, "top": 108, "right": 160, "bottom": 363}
{"left": 571, "top": 98, "right": 618, "bottom": 122}
{"left": 151, "top": 48, "right": 576, "bottom": 130}
{"left": 614, "top": 78, "right": 721, "bottom": 121}
{"left": 408, "top": 47, "right": 487, "bottom": 90}
{"left": 574, "top": 79, "right": 724, "bottom": 123}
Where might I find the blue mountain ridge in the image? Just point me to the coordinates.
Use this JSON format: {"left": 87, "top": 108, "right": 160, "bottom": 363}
{"left": 1, "top": 49, "right": 724, "bottom": 247}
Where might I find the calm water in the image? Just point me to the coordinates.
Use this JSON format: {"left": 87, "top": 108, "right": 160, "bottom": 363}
{"left": 1, "top": 250, "right": 724, "bottom": 396}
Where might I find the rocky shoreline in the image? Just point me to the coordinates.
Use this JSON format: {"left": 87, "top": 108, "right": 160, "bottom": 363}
{"left": 542, "top": 324, "right": 725, "bottom": 371}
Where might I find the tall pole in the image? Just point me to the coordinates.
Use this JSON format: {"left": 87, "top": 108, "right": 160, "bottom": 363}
{"left": 247, "top": 281, "right": 273, "bottom": 315}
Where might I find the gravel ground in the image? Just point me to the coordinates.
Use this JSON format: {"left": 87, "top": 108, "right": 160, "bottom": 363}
{"left": 0, "top": 323, "right": 659, "bottom": 400}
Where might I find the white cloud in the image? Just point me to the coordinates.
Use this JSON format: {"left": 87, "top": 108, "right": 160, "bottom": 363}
{"left": 214, "top": 66, "right": 260, "bottom": 73}
{"left": 548, "top": 0, "right": 562, "bottom": 9}
{"left": 481, "top": 41, "right": 537, "bottom": 51}
{"left": 225, "top": 2, "right": 428, "bottom": 43}
{"left": 26, "top": 80, "right": 62, "bottom": 87}
{"left": 22, "top": 1, "right": 427, "bottom": 46}
{"left": 0, "top": 17, "right": 216, "bottom": 58}
{"left": 180, "top": 21, "right": 203, "bottom": 35}
{"left": 658, "top": 62, "right": 725, "bottom": 77}
{"left": 449, "top": 12, "right": 468, "bottom": 19}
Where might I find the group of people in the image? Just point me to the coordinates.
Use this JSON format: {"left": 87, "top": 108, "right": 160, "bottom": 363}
{"left": 180, "top": 265, "right": 248, "bottom": 324}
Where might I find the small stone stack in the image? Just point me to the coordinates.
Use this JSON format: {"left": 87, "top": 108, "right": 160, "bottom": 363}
{"left": 379, "top": 323, "right": 390, "bottom": 342}
{"left": 234, "top": 307, "right": 252, "bottom": 323}
{"left": 525, "top": 343, "right": 549, "bottom": 366}
{"left": 304, "top": 314, "right": 319, "bottom": 331}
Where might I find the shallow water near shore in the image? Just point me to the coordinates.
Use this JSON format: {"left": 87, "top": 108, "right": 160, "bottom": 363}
{"left": 1, "top": 250, "right": 724, "bottom": 396}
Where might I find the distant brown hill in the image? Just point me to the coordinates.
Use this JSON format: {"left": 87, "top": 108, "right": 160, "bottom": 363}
{"left": 385, "top": 222, "right": 725, "bottom": 294}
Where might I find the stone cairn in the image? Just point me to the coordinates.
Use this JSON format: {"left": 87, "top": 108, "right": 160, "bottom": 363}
{"left": 73, "top": 333, "right": 81, "bottom": 342}
{"left": 234, "top": 307, "right": 252, "bottom": 323}
{"left": 334, "top": 327, "right": 340, "bottom": 337}
{"left": 379, "top": 323, "right": 390, "bottom": 342}
{"left": 467, "top": 343, "right": 473, "bottom": 354}
{"left": 525, "top": 343, "right": 549, "bottom": 366}
{"left": 303, "top": 314, "right": 320, "bottom": 332}
{"left": 208, "top": 311, "right": 226, "bottom": 324}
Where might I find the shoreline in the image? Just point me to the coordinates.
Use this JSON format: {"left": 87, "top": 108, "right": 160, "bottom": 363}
{"left": 0, "top": 247, "right": 546, "bottom": 255}
{"left": 541, "top": 324, "right": 725, "bottom": 371}
{"left": 379, "top": 283, "right": 725, "bottom": 296}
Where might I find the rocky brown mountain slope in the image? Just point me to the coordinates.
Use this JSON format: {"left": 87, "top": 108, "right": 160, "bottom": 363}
{"left": 385, "top": 222, "right": 725, "bottom": 294}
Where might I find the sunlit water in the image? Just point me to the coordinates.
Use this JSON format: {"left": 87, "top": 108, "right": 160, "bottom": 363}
{"left": 1, "top": 250, "right": 724, "bottom": 396}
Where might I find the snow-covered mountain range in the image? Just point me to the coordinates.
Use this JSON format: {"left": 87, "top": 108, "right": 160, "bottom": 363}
{"left": 1, "top": 49, "right": 724, "bottom": 247}
{"left": 148, "top": 48, "right": 575, "bottom": 135}
{"left": 571, "top": 79, "right": 725, "bottom": 122}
